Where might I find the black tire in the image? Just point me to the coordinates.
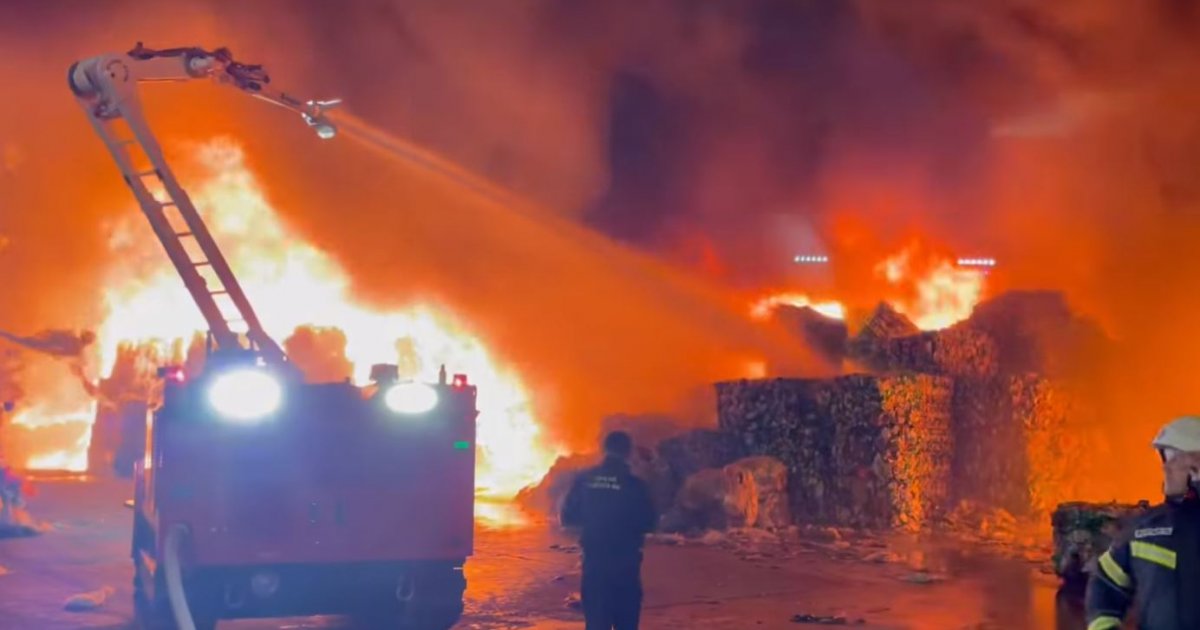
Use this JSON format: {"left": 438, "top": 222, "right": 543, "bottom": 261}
{"left": 133, "top": 560, "right": 218, "bottom": 630}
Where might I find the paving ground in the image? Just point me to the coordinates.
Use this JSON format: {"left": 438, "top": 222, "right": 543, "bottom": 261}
{"left": 0, "top": 476, "right": 1089, "bottom": 629}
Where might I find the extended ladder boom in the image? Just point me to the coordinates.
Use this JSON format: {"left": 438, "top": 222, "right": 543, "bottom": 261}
{"left": 69, "top": 43, "right": 339, "bottom": 365}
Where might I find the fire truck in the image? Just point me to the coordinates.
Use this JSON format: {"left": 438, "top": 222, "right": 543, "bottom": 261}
{"left": 69, "top": 44, "right": 478, "bottom": 629}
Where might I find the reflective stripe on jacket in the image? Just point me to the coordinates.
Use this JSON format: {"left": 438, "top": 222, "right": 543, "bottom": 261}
{"left": 1085, "top": 499, "right": 1200, "bottom": 630}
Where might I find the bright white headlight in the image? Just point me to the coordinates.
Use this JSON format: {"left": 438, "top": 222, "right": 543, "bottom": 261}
{"left": 207, "top": 369, "right": 283, "bottom": 422}
{"left": 384, "top": 382, "right": 439, "bottom": 415}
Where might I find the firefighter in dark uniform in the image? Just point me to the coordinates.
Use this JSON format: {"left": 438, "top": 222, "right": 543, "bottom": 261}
{"left": 561, "top": 431, "right": 656, "bottom": 630}
{"left": 1087, "top": 416, "right": 1200, "bottom": 630}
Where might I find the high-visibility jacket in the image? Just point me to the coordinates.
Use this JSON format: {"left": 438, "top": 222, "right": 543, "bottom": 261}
{"left": 1086, "top": 497, "right": 1200, "bottom": 630}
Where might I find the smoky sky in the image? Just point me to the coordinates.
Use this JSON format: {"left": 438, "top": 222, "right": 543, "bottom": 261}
{"left": 4, "top": 0, "right": 1200, "bottom": 484}
{"left": 572, "top": 0, "right": 1002, "bottom": 275}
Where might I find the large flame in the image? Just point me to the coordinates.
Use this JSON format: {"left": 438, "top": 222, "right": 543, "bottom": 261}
{"left": 21, "top": 138, "right": 558, "bottom": 498}
{"left": 749, "top": 293, "right": 846, "bottom": 321}
{"left": 751, "top": 244, "right": 988, "bottom": 335}
{"left": 876, "top": 246, "right": 987, "bottom": 331}
{"left": 10, "top": 406, "right": 93, "bottom": 471}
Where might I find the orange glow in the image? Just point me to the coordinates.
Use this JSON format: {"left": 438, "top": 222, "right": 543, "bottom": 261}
{"left": 875, "top": 247, "right": 986, "bottom": 331}
{"left": 750, "top": 293, "right": 846, "bottom": 321}
{"left": 10, "top": 406, "right": 93, "bottom": 472}
{"left": 743, "top": 359, "right": 768, "bottom": 379}
{"left": 20, "top": 138, "right": 559, "bottom": 498}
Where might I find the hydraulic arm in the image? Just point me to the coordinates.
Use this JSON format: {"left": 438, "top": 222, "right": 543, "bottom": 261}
{"left": 68, "top": 43, "right": 339, "bottom": 365}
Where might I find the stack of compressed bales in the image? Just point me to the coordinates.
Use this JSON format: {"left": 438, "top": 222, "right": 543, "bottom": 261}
{"left": 846, "top": 303, "right": 918, "bottom": 368}
{"left": 672, "top": 465, "right": 759, "bottom": 531}
{"left": 657, "top": 429, "right": 744, "bottom": 492}
{"left": 774, "top": 305, "right": 849, "bottom": 368}
{"left": 952, "top": 374, "right": 1094, "bottom": 516}
{"left": 1012, "top": 376, "right": 1088, "bottom": 514}
{"left": 726, "top": 456, "right": 791, "bottom": 529}
{"left": 951, "top": 378, "right": 1026, "bottom": 512}
{"left": 848, "top": 310, "right": 997, "bottom": 378}
{"left": 853, "top": 302, "right": 919, "bottom": 343}
{"left": 717, "top": 378, "right": 836, "bottom": 522}
{"left": 669, "top": 456, "right": 791, "bottom": 531}
{"left": 717, "top": 374, "right": 952, "bottom": 529}
{"left": 825, "top": 375, "right": 954, "bottom": 529}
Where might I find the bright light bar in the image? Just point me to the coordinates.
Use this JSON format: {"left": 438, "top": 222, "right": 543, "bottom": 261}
{"left": 956, "top": 257, "right": 997, "bottom": 268}
{"left": 793, "top": 254, "right": 830, "bottom": 264}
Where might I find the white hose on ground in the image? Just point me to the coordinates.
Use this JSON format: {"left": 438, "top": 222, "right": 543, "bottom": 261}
{"left": 163, "top": 524, "right": 197, "bottom": 630}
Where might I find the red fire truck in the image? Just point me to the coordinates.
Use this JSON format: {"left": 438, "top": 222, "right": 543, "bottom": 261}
{"left": 70, "top": 44, "right": 477, "bottom": 629}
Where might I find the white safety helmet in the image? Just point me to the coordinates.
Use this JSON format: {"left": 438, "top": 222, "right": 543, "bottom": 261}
{"left": 1152, "top": 416, "right": 1200, "bottom": 454}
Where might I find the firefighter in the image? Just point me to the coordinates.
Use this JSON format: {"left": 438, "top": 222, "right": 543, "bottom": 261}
{"left": 0, "top": 463, "right": 20, "bottom": 526}
{"left": 561, "top": 431, "right": 657, "bottom": 630}
{"left": 1086, "top": 416, "right": 1200, "bottom": 629}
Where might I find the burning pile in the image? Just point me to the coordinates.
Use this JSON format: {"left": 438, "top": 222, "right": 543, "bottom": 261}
{"left": 521, "top": 251, "right": 1110, "bottom": 533}
{"left": 716, "top": 289, "right": 1112, "bottom": 529}
{"left": 8, "top": 139, "right": 559, "bottom": 499}
{"left": 848, "top": 304, "right": 998, "bottom": 378}
{"left": 717, "top": 374, "right": 953, "bottom": 530}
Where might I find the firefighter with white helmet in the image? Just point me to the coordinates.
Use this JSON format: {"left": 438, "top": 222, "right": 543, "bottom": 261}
{"left": 1086, "top": 416, "right": 1200, "bottom": 629}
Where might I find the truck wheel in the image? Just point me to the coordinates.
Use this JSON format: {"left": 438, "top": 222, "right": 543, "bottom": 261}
{"left": 133, "top": 567, "right": 218, "bottom": 630}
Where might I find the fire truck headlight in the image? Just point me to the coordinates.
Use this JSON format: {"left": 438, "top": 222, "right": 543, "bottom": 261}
{"left": 207, "top": 369, "right": 283, "bottom": 422}
{"left": 384, "top": 382, "right": 439, "bottom": 415}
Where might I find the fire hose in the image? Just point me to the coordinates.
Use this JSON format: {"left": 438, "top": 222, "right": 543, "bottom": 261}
{"left": 163, "top": 524, "right": 198, "bottom": 630}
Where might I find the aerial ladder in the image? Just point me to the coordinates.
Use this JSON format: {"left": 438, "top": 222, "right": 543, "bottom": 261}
{"left": 70, "top": 45, "right": 477, "bottom": 630}
{"left": 68, "top": 43, "right": 340, "bottom": 366}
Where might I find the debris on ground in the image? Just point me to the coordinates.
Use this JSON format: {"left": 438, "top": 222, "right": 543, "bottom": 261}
{"left": 901, "top": 571, "right": 945, "bottom": 585}
{"left": 647, "top": 532, "right": 686, "bottom": 546}
{"left": 63, "top": 586, "right": 115, "bottom": 612}
{"left": 564, "top": 592, "right": 582, "bottom": 611}
{"left": 862, "top": 550, "right": 903, "bottom": 564}
{"left": 791, "top": 613, "right": 865, "bottom": 625}
{"left": 0, "top": 507, "right": 49, "bottom": 539}
{"left": 725, "top": 456, "right": 791, "bottom": 529}
{"left": 672, "top": 466, "right": 759, "bottom": 531}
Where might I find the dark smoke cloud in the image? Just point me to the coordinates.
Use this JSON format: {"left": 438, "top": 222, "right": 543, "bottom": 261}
{"left": 0, "top": 0, "right": 821, "bottom": 457}
{"left": 0, "top": 329, "right": 95, "bottom": 359}
{"left": 284, "top": 326, "right": 353, "bottom": 384}
{"left": 258, "top": 0, "right": 1200, "bottom": 495}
